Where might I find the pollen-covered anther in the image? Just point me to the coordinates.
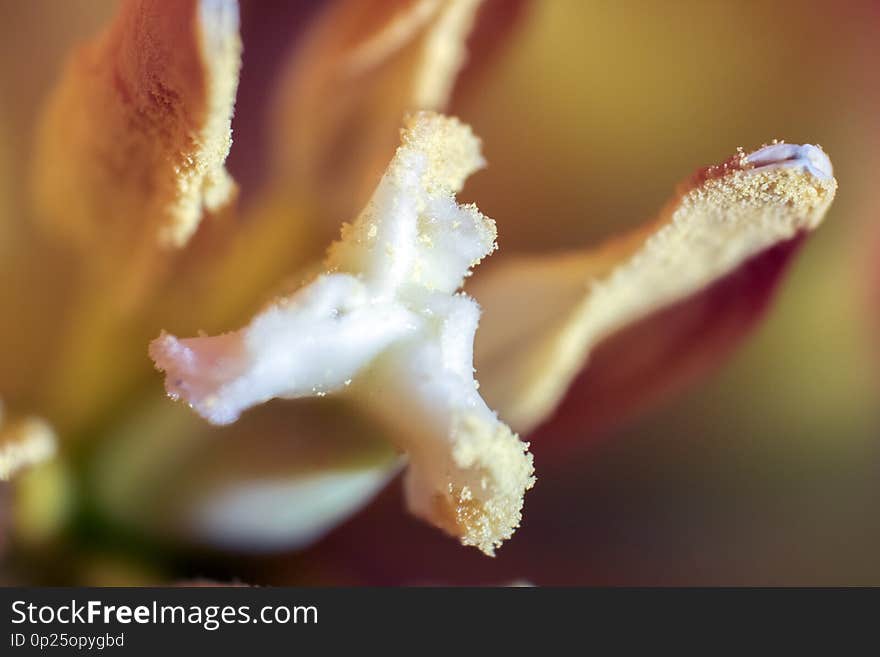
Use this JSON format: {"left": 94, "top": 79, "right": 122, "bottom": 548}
{"left": 150, "top": 112, "right": 533, "bottom": 554}
{"left": 442, "top": 416, "right": 535, "bottom": 555}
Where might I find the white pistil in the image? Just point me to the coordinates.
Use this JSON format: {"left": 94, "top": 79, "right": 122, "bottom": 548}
{"left": 150, "top": 112, "right": 535, "bottom": 555}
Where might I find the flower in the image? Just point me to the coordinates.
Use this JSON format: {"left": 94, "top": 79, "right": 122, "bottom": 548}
{"left": 0, "top": 0, "right": 853, "bottom": 584}
{"left": 150, "top": 113, "right": 835, "bottom": 556}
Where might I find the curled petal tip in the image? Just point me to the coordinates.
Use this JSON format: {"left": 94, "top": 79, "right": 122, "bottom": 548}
{"left": 746, "top": 142, "right": 833, "bottom": 180}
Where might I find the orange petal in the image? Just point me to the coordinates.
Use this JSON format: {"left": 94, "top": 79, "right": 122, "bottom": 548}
{"left": 30, "top": 0, "right": 241, "bottom": 290}
{"left": 471, "top": 143, "right": 837, "bottom": 434}
{"left": 268, "top": 0, "right": 492, "bottom": 232}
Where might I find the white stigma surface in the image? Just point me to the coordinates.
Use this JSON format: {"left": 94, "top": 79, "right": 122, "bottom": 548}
{"left": 150, "top": 113, "right": 535, "bottom": 556}
{"left": 745, "top": 142, "right": 833, "bottom": 180}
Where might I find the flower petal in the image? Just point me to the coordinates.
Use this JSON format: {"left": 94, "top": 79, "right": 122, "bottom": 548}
{"left": 91, "top": 397, "right": 399, "bottom": 552}
{"left": 30, "top": 0, "right": 241, "bottom": 281}
{"left": 530, "top": 236, "right": 805, "bottom": 446}
{"left": 150, "top": 113, "right": 534, "bottom": 554}
{"left": 472, "top": 143, "right": 837, "bottom": 433}
{"left": 268, "top": 0, "right": 488, "bottom": 229}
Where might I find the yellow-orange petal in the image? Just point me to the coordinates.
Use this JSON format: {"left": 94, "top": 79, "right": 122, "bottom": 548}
{"left": 30, "top": 0, "right": 241, "bottom": 276}
{"left": 471, "top": 143, "right": 838, "bottom": 433}
{"left": 268, "top": 0, "right": 487, "bottom": 233}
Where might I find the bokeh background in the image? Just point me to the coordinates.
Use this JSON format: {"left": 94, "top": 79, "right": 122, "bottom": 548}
{"left": 2, "top": 0, "right": 879, "bottom": 584}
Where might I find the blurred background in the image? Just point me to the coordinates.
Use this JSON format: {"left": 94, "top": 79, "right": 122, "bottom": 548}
{"left": 2, "top": 0, "right": 879, "bottom": 585}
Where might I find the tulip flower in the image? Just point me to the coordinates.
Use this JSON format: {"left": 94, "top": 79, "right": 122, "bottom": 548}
{"left": 0, "top": 0, "right": 851, "bottom": 584}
